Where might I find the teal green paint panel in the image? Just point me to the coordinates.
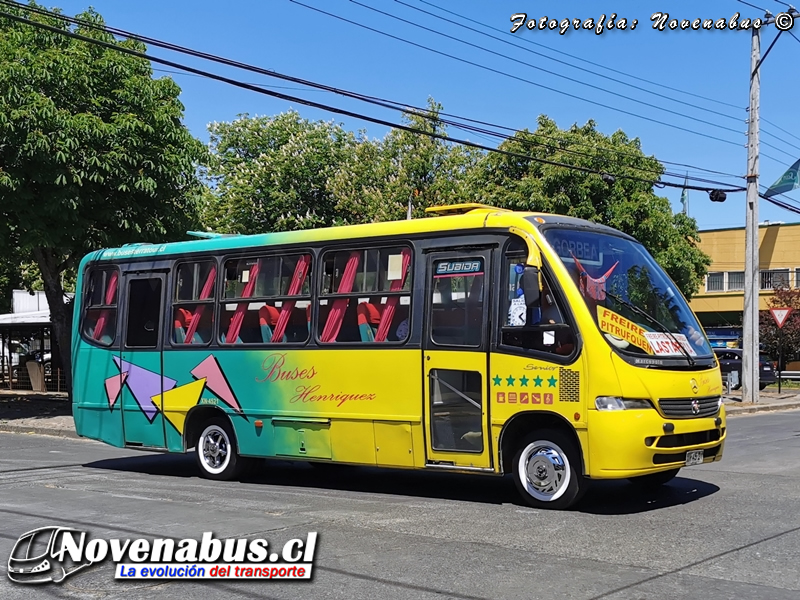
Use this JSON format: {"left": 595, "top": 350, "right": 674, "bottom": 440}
{"left": 72, "top": 345, "right": 124, "bottom": 446}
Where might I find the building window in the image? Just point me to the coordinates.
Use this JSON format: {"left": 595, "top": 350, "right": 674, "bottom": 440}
{"left": 706, "top": 272, "right": 724, "bottom": 292}
{"left": 172, "top": 261, "right": 216, "bottom": 345}
{"left": 760, "top": 269, "right": 790, "bottom": 290}
{"left": 727, "top": 271, "right": 745, "bottom": 291}
{"left": 220, "top": 254, "right": 312, "bottom": 344}
{"left": 318, "top": 246, "right": 412, "bottom": 343}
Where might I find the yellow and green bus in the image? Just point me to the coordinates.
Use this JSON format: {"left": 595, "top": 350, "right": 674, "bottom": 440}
{"left": 71, "top": 204, "right": 725, "bottom": 509}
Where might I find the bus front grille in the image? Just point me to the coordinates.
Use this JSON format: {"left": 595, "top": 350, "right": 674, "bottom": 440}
{"left": 657, "top": 396, "right": 721, "bottom": 419}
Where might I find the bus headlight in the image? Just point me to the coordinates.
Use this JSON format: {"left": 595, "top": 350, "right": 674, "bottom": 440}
{"left": 595, "top": 396, "right": 653, "bottom": 410}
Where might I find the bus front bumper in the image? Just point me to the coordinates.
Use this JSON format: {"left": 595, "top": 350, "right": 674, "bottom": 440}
{"left": 585, "top": 405, "right": 726, "bottom": 478}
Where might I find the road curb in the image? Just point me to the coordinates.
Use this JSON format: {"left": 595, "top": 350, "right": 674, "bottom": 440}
{"left": 725, "top": 401, "right": 800, "bottom": 415}
{"left": 0, "top": 423, "right": 80, "bottom": 439}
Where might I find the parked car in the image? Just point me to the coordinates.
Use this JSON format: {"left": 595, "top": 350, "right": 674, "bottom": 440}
{"left": 714, "top": 348, "right": 776, "bottom": 391}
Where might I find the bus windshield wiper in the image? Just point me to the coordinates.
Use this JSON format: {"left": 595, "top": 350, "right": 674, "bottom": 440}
{"left": 604, "top": 292, "right": 695, "bottom": 366}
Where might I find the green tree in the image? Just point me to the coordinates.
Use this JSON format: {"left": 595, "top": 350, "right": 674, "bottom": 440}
{"left": 464, "top": 116, "right": 711, "bottom": 299}
{"left": 204, "top": 111, "right": 358, "bottom": 234}
{"left": 331, "top": 99, "right": 481, "bottom": 222}
{"left": 0, "top": 4, "right": 204, "bottom": 389}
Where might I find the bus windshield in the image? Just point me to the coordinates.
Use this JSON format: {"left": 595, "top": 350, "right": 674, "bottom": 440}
{"left": 540, "top": 226, "right": 713, "bottom": 360}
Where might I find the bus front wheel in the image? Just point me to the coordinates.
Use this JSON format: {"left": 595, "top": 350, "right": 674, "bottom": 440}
{"left": 512, "top": 430, "right": 585, "bottom": 510}
{"left": 195, "top": 417, "right": 241, "bottom": 481}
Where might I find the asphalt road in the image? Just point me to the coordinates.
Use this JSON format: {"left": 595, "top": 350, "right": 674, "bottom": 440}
{"left": 1, "top": 411, "right": 800, "bottom": 600}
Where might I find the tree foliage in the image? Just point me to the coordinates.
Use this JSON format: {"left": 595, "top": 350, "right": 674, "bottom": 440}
{"left": 0, "top": 3, "right": 204, "bottom": 385}
{"left": 463, "top": 116, "right": 710, "bottom": 298}
{"left": 203, "top": 109, "right": 710, "bottom": 300}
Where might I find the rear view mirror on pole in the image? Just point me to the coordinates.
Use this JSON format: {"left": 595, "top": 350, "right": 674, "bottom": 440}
{"left": 521, "top": 266, "right": 540, "bottom": 307}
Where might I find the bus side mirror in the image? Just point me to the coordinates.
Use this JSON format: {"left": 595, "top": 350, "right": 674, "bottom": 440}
{"left": 521, "top": 266, "right": 540, "bottom": 307}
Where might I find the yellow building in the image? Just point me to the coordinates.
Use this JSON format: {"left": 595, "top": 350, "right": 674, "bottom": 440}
{"left": 689, "top": 221, "right": 800, "bottom": 327}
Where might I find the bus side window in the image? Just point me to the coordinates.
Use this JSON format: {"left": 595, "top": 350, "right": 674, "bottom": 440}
{"left": 172, "top": 261, "right": 216, "bottom": 345}
{"left": 219, "top": 253, "right": 312, "bottom": 345}
{"left": 81, "top": 268, "right": 119, "bottom": 346}
{"left": 318, "top": 246, "right": 412, "bottom": 344}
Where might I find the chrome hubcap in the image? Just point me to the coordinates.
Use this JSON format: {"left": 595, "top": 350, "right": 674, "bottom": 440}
{"left": 202, "top": 428, "right": 228, "bottom": 470}
{"left": 523, "top": 444, "right": 567, "bottom": 500}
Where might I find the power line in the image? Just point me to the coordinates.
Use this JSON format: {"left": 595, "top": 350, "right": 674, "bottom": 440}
{"left": 0, "top": 5, "right": 746, "bottom": 196}
{"left": 392, "top": 0, "right": 743, "bottom": 124}
{"left": 346, "top": 0, "right": 748, "bottom": 138}
{"left": 418, "top": 0, "right": 744, "bottom": 111}
{"left": 288, "top": 0, "right": 748, "bottom": 149}
{"left": 736, "top": 0, "right": 770, "bottom": 12}
{"left": 0, "top": 0, "right": 744, "bottom": 183}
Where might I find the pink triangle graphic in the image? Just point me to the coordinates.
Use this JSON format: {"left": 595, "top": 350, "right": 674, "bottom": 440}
{"left": 104, "top": 372, "right": 128, "bottom": 409}
{"left": 191, "top": 355, "right": 241, "bottom": 412}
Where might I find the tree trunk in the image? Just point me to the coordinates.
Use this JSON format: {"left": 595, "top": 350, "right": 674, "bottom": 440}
{"left": 33, "top": 247, "right": 73, "bottom": 398}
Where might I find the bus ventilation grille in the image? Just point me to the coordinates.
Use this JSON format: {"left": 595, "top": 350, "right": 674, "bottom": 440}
{"left": 559, "top": 368, "right": 580, "bottom": 403}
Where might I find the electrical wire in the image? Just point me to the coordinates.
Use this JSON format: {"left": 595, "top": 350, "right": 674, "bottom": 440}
{"left": 0, "top": 0, "right": 746, "bottom": 183}
{"left": 0, "top": 6, "right": 746, "bottom": 196}
{"left": 346, "top": 0, "right": 747, "bottom": 138}
{"left": 287, "top": 0, "right": 748, "bottom": 149}
{"left": 418, "top": 0, "right": 744, "bottom": 110}
{"left": 392, "top": 0, "right": 743, "bottom": 124}
{"left": 736, "top": 0, "right": 770, "bottom": 13}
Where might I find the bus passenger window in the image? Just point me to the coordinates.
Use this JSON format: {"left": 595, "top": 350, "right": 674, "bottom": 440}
{"left": 81, "top": 268, "right": 119, "bottom": 346}
{"left": 172, "top": 261, "right": 216, "bottom": 345}
{"left": 219, "top": 254, "right": 312, "bottom": 344}
{"left": 318, "top": 247, "right": 412, "bottom": 344}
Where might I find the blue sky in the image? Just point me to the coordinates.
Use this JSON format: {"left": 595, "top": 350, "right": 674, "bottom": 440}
{"left": 49, "top": 0, "right": 800, "bottom": 231}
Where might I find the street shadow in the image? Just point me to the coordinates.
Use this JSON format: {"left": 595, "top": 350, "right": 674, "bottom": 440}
{"left": 0, "top": 395, "right": 71, "bottom": 421}
{"left": 576, "top": 476, "right": 720, "bottom": 515}
{"left": 84, "top": 453, "right": 719, "bottom": 513}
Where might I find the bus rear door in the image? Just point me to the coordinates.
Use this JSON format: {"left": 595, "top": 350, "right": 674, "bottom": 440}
{"left": 119, "top": 272, "right": 167, "bottom": 448}
{"left": 423, "top": 250, "right": 492, "bottom": 470}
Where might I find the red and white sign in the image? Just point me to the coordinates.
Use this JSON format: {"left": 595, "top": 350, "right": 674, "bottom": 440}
{"left": 644, "top": 332, "right": 698, "bottom": 357}
{"left": 770, "top": 307, "right": 793, "bottom": 329}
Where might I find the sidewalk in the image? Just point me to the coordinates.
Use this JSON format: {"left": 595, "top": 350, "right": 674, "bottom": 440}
{"left": 1, "top": 387, "right": 799, "bottom": 441}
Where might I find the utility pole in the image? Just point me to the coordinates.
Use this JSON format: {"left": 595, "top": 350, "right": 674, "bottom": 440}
{"left": 742, "top": 9, "right": 799, "bottom": 403}
{"left": 742, "top": 25, "right": 760, "bottom": 404}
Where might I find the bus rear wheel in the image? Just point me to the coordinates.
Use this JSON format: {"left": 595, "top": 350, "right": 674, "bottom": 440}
{"left": 195, "top": 417, "right": 241, "bottom": 481}
{"left": 512, "top": 430, "right": 585, "bottom": 510}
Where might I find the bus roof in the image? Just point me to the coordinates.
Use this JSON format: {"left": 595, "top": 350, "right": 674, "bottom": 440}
{"left": 90, "top": 205, "right": 620, "bottom": 262}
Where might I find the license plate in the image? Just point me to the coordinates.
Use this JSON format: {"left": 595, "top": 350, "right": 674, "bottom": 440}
{"left": 763, "top": 367, "right": 770, "bottom": 371}
{"left": 686, "top": 449, "right": 704, "bottom": 466}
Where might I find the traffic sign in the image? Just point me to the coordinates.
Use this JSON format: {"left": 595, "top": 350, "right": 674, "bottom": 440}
{"left": 770, "top": 307, "right": 793, "bottom": 329}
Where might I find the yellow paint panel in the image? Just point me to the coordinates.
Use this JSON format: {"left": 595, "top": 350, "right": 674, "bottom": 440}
{"left": 330, "top": 420, "right": 376, "bottom": 465}
{"left": 374, "top": 421, "right": 415, "bottom": 467}
{"left": 159, "top": 378, "right": 206, "bottom": 434}
{"left": 273, "top": 421, "right": 331, "bottom": 459}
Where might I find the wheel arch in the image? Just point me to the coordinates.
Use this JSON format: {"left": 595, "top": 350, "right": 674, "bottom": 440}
{"left": 184, "top": 406, "right": 238, "bottom": 453}
{"left": 498, "top": 411, "right": 584, "bottom": 475}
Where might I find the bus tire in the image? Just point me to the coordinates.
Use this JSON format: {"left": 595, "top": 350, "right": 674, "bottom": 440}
{"left": 628, "top": 468, "right": 680, "bottom": 489}
{"left": 512, "top": 430, "right": 584, "bottom": 510}
{"left": 195, "top": 417, "right": 241, "bottom": 481}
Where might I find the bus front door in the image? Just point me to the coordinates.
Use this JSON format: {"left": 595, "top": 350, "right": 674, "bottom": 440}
{"left": 119, "top": 273, "right": 167, "bottom": 448}
{"left": 423, "top": 250, "right": 492, "bottom": 470}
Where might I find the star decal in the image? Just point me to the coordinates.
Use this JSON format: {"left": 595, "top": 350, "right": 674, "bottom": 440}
{"left": 493, "top": 375, "right": 502, "bottom": 386}
{"left": 519, "top": 375, "right": 529, "bottom": 387}
{"left": 533, "top": 376, "right": 543, "bottom": 387}
{"left": 547, "top": 376, "right": 558, "bottom": 387}
{"left": 506, "top": 375, "right": 515, "bottom": 386}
